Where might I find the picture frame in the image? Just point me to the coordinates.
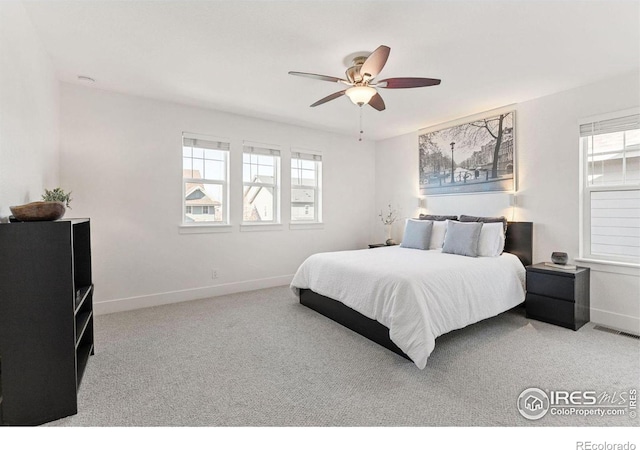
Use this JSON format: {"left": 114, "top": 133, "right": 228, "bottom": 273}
{"left": 418, "top": 110, "right": 516, "bottom": 195}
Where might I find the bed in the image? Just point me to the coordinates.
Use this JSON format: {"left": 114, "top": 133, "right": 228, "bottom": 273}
{"left": 290, "top": 221, "right": 533, "bottom": 369}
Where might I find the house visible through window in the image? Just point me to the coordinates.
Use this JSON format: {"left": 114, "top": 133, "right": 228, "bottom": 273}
{"left": 580, "top": 111, "right": 640, "bottom": 263}
{"left": 242, "top": 143, "right": 280, "bottom": 223}
{"left": 182, "top": 133, "right": 229, "bottom": 224}
{"left": 291, "top": 151, "right": 322, "bottom": 222}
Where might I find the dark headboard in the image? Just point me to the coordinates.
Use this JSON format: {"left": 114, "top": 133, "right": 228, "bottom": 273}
{"left": 504, "top": 222, "right": 533, "bottom": 266}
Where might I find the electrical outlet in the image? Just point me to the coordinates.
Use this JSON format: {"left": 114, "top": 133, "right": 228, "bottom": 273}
{"left": 212, "top": 269, "right": 219, "bottom": 279}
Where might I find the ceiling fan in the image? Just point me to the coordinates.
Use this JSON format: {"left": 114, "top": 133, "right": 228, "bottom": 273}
{"left": 288, "top": 45, "right": 441, "bottom": 111}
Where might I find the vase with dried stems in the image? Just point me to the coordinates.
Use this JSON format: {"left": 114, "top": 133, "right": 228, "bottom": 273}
{"left": 378, "top": 204, "right": 397, "bottom": 245}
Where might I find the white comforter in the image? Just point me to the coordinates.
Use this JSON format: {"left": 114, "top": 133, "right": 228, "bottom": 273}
{"left": 290, "top": 246, "right": 526, "bottom": 369}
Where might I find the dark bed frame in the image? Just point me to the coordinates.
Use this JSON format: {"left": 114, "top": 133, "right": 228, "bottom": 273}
{"left": 299, "top": 221, "right": 533, "bottom": 361}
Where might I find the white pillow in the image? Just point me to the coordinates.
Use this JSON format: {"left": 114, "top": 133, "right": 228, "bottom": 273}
{"left": 477, "top": 222, "right": 506, "bottom": 257}
{"left": 429, "top": 220, "right": 448, "bottom": 249}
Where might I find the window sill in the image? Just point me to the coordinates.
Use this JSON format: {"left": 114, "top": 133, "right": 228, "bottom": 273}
{"left": 240, "top": 223, "right": 283, "bottom": 232}
{"left": 575, "top": 257, "right": 640, "bottom": 276}
{"left": 289, "top": 222, "right": 324, "bottom": 230}
{"left": 179, "top": 224, "right": 233, "bottom": 234}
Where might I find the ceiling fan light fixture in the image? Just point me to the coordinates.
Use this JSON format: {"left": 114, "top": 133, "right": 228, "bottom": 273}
{"left": 345, "top": 86, "right": 377, "bottom": 105}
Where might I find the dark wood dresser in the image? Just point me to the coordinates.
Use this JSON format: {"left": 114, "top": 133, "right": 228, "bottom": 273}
{"left": 525, "top": 263, "right": 590, "bottom": 331}
{"left": 0, "top": 219, "right": 94, "bottom": 425}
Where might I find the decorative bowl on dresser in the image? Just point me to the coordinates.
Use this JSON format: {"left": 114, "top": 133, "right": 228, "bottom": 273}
{"left": 9, "top": 201, "right": 66, "bottom": 221}
{"left": 525, "top": 263, "right": 590, "bottom": 331}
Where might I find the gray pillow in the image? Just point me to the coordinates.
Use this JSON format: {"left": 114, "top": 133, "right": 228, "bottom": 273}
{"left": 419, "top": 214, "right": 458, "bottom": 221}
{"left": 442, "top": 220, "right": 483, "bottom": 257}
{"left": 459, "top": 214, "right": 507, "bottom": 233}
{"left": 400, "top": 219, "right": 434, "bottom": 250}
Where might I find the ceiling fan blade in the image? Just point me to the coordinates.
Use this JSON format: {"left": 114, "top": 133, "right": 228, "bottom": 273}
{"left": 360, "top": 45, "right": 391, "bottom": 80}
{"left": 377, "top": 77, "right": 441, "bottom": 89}
{"left": 289, "top": 71, "right": 348, "bottom": 84}
{"left": 368, "top": 92, "right": 385, "bottom": 111}
{"left": 310, "top": 90, "right": 346, "bottom": 107}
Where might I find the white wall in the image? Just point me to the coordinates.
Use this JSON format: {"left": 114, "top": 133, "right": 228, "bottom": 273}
{"left": 374, "top": 71, "right": 640, "bottom": 333}
{"left": 0, "top": 1, "right": 59, "bottom": 218}
{"left": 60, "top": 84, "right": 375, "bottom": 314}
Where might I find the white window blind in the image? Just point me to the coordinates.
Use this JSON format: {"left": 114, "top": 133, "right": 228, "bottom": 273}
{"left": 581, "top": 111, "right": 640, "bottom": 263}
{"left": 291, "top": 151, "right": 322, "bottom": 161}
{"left": 243, "top": 142, "right": 281, "bottom": 156}
{"left": 590, "top": 190, "right": 640, "bottom": 259}
{"left": 580, "top": 115, "right": 640, "bottom": 137}
{"left": 182, "top": 137, "right": 230, "bottom": 152}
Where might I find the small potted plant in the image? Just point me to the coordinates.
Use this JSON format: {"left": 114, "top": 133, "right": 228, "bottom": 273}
{"left": 42, "top": 188, "right": 72, "bottom": 209}
{"left": 10, "top": 188, "right": 72, "bottom": 221}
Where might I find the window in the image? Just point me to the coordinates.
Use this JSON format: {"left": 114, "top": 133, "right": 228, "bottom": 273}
{"left": 243, "top": 143, "right": 280, "bottom": 223}
{"left": 182, "top": 133, "right": 229, "bottom": 224}
{"left": 580, "top": 111, "right": 640, "bottom": 263}
{"left": 291, "top": 151, "right": 322, "bottom": 222}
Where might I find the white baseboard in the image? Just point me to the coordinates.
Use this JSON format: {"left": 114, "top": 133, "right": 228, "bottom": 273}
{"left": 93, "top": 274, "right": 294, "bottom": 316}
{"left": 94, "top": 282, "right": 640, "bottom": 335}
{"left": 590, "top": 307, "right": 640, "bottom": 335}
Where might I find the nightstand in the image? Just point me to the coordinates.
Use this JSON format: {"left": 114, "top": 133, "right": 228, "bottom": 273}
{"left": 368, "top": 243, "right": 398, "bottom": 249}
{"left": 525, "top": 263, "right": 590, "bottom": 330}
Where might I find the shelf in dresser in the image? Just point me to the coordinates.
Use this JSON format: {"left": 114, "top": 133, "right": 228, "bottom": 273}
{"left": 74, "top": 285, "right": 93, "bottom": 314}
{"left": 75, "top": 311, "right": 93, "bottom": 349}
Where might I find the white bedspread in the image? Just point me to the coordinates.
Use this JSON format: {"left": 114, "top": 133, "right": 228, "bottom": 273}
{"left": 290, "top": 246, "right": 526, "bottom": 369}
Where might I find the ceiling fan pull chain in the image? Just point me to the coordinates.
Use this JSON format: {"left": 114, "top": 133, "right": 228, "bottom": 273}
{"left": 359, "top": 106, "right": 363, "bottom": 141}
